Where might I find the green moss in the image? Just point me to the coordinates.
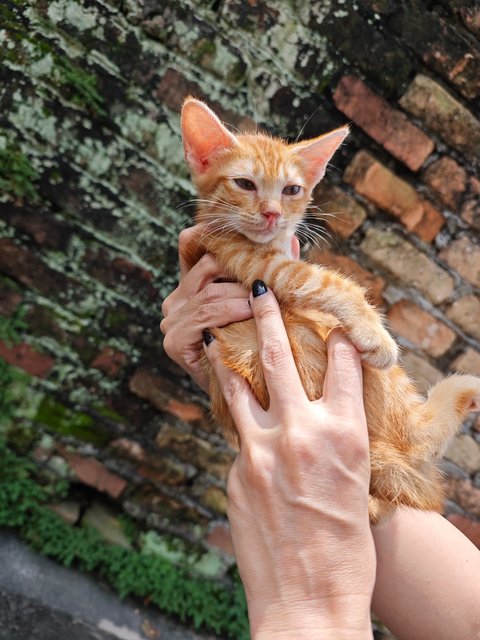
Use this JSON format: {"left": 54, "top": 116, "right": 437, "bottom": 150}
{"left": 0, "top": 142, "right": 39, "bottom": 202}
{"left": 53, "top": 56, "right": 107, "bottom": 116}
{"left": 35, "top": 397, "right": 110, "bottom": 446}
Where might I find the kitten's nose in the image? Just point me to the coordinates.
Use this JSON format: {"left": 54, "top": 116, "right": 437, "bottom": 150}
{"left": 262, "top": 210, "right": 281, "bottom": 226}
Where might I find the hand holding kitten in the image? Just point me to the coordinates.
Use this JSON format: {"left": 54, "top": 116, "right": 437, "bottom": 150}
{"left": 204, "top": 284, "right": 375, "bottom": 639}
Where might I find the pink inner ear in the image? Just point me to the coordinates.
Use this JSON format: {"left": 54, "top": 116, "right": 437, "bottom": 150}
{"left": 293, "top": 127, "right": 349, "bottom": 185}
{"left": 182, "top": 100, "right": 237, "bottom": 174}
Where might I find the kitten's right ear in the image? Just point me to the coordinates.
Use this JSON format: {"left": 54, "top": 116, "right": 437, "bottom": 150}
{"left": 181, "top": 98, "right": 238, "bottom": 174}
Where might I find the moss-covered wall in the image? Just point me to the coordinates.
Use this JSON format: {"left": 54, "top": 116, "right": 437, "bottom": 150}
{"left": 1, "top": 0, "right": 480, "bottom": 634}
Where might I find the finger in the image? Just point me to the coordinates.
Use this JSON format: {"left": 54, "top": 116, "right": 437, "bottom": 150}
{"left": 161, "top": 292, "right": 252, "bottom": 336}
{"left": 203, "top": 335, "right": 257, "bottom": 440}
{"left": 162, "top": 254, "right": 232, "bottom": 317}
{"left": 250, "top": 281, "right": 306, "bottom": 412}
{"left": 322, "top": 327, "right": 365, "bottom": 420}
{"left": 178, "top": 225, "right": 205, "bottom": 278}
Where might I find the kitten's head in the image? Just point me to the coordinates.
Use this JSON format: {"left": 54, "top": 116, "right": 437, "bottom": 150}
{"left": 181, "top": 97, "right": 348, "bottom": 245}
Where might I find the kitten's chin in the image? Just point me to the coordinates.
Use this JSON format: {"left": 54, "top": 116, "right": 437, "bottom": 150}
{"left": 242, "top": 227, "right": 279, "bottom": 244}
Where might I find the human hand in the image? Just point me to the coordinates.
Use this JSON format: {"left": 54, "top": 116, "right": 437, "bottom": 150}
{"left": 204, "top": 282, "right": 375, "bottom": 639}
{"left": 160, "top": 226, "right": 253, "bottom": 391}
{"left": 160, "top": 226, "right": 300, "bottom": 392}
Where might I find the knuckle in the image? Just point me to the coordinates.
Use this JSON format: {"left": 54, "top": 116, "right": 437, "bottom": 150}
{"left": 222, "top": 374, "right": 245, "bottom": 407}
{"left": 193, "top": 302, "right": 214, "bottom": 325}
{"left": 161, "top": 294, "right": 172, "bottom": 317}
{"left": 254, "top": 302, "right": 279, "bottom": 324}
{"left": 159, "top": 317, "right": 168, "bottom": 335}
{"left": 199, "top": 282, "right": 219, "bottom": 303}
{"left": 260, "top": 337, "right": 289, "bottom": 372}
{"left": 162, "top": 331, "right": 175, "bottom": 358}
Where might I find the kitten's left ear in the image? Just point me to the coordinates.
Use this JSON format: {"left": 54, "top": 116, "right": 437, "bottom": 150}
{"left": 291, "top": 126, "right": 349, "bottom": 185}
{"left": 181, "top": 98, "right": 238, "bottom": 174}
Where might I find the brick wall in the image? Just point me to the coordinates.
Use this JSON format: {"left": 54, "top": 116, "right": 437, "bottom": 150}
{"left": 1, "top": 0, "right": 480, "bottom": 576}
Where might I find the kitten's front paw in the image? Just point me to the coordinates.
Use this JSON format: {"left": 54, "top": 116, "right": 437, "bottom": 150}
{"left": 351, "top": 326, "right": 398, "bottom": 369}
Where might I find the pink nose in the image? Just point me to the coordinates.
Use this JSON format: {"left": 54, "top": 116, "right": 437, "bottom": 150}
{"left": 262, "top": 210, "right": 281, "bottom": 225}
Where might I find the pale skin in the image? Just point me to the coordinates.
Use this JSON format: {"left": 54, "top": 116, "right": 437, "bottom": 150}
{"left": 161, "top": 225, "right": 480, "bottom": 639}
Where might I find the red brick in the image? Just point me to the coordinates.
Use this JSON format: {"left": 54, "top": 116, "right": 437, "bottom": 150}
{"left": 165, "top": 398, "right": 205, "bottom": 423}
{"left": 387, "top": 300, "right": 456, "bottom": 357}
{"left": 333, "top": 75, "right": 434, "bottom": 171}
{"left": 450, "top": 348, "right": 480, "bottom": 376}
{"left": 312, "top": 183, "right": 366, "bottom": 239}
{"left": 424, "top": 157, "right": 467, "bottom": 209}
{"left": 0, "top": 340, "right": 54, "bottom": 377}
{"left": 360, "top": 228, "right": 454, "bottom": 304}
{"left": 446, "top": 295, "right": 480, "bottom": 342}
{"left": 461, "top": 176, "right": 480, "bottom": 232}
{"left": 64, "top": 452, "right": 127, "bottom": 498}
{"left": 91, "top": 346, "right": 127, "bottom": 377}
{"left": 440, "top": 237, "right": 480, "bottom": 287}
{"left": 399, "top": 74, "right": 480, "bottom": 160}
{"left": 206, "top": 523, "right": 235, "bottom": 557}
{"left": 308, "top": 248, "right": 385, "bottom": 307}
{"left": 447, "top": 514, "right": 480, "bottom": 550}
{"left": 344, "top": 151, "right": 444, "bottom": 242}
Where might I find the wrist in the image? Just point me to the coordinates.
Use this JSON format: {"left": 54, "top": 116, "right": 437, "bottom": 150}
{"left": 249, "top": 595, "right": 373, "bottom": 639}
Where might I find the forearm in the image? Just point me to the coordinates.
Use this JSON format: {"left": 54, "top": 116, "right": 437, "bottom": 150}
{"left": 372, "top": 507, "right": 480, "bottom": 639}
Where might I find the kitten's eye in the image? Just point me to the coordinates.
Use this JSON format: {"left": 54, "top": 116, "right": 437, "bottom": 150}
{"left": 282, "top": 185, "right": 301, "bottom": 196}
{"left": 234, "top": 178, "right": 256, "bottom": 191}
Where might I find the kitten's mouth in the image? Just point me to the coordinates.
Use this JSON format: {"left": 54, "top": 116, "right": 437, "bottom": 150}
{"left": 243, "top": 225, "right": 280, "bottom": 244}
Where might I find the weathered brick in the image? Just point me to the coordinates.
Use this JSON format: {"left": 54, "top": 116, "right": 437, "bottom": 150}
{"left": 446, "top": 295, "right": 480, "bottom": 342}
{"left": 387, "top": 300, "right": 456, "bottom": 357}
{"left": 360, "top": 228, "right": 454, "bottom": 304}
{"left": 91, "top": 346, "right": 127, "bottom": 377}
{"left": 156, "top": 426, "right": 234, "bottom": 482}
{"left": 440, "top": 236, "right": 480, "bottom": 288}
{"left": 308, "top": 248, "right": 385, "bottom": 307}
{"left": 0, "top": 238, "right": 75, "bottom": 299}
{"left": 312, "top": 183, "right": 367, "bottom": 239}
{"left": 333, "top": 75, "right": 433, "bottom": 170}
{"left": 461, "top": 176, "right": 480, "bottom": 232}
{"left": 424, "top": 157, "right": 467, "bottom": 209}
{"left": 445, "top": 434, "right": 480, "bottom": 474}
{"left": 399, "top": 74, "right": 480, "bottom": 160}
{"left": 387, "top": 7, "right": 480, "bottom": 100}
{"left": 450, "top": 348, "right": 480, "bottom": 376}
{"left": 344, "top": 151, "right": 444, "bottom": 242}
{"left": 0, "top": 340, "right": 55, "bottom": 378}
{"left": 129, "top": 368, "right": 209, "bottom": 426}
{"left": 64, "top": 452, "right": 127, "bottom": 499}
{"left": 444, "top": 477, "right": 480, "bottom": 518}
{"left": 0, "top": 288, "right": 22, "bottom": 316}
{"left": 401, "top": 351, "right": 443, "bottom": 396}
{"left": 447, "top": 514, "right": 480, "bottom": 550}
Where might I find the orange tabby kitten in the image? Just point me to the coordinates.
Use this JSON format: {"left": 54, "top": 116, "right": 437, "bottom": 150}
{"left": 180, "top": 97, "right": 480, "bottom": 522}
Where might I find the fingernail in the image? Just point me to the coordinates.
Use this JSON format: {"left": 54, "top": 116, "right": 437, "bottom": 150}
{"left": 202, "top": 330, "right": 215, "bottom": 346}
{"left": 252, "top": 279, "right": 267, "bottom": 297}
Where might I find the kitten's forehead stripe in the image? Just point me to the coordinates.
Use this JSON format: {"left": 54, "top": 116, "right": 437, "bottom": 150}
{"left": 233, "top": 134, "right": 303, "bottom": 188}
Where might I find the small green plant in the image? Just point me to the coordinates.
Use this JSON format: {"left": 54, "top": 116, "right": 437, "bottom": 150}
{"left": 0, "top": 440, "right": 249, "bottom": 637}
{"left": 0, "top": 144, "right": 39, "bottom": 202}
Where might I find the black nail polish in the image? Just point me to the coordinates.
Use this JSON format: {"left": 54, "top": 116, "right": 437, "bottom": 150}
{"left": 252, "top": 279, "right": 267, "bottom": 297}
{"left": 202, "top": 330, "right": 215, "bottom": 346}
